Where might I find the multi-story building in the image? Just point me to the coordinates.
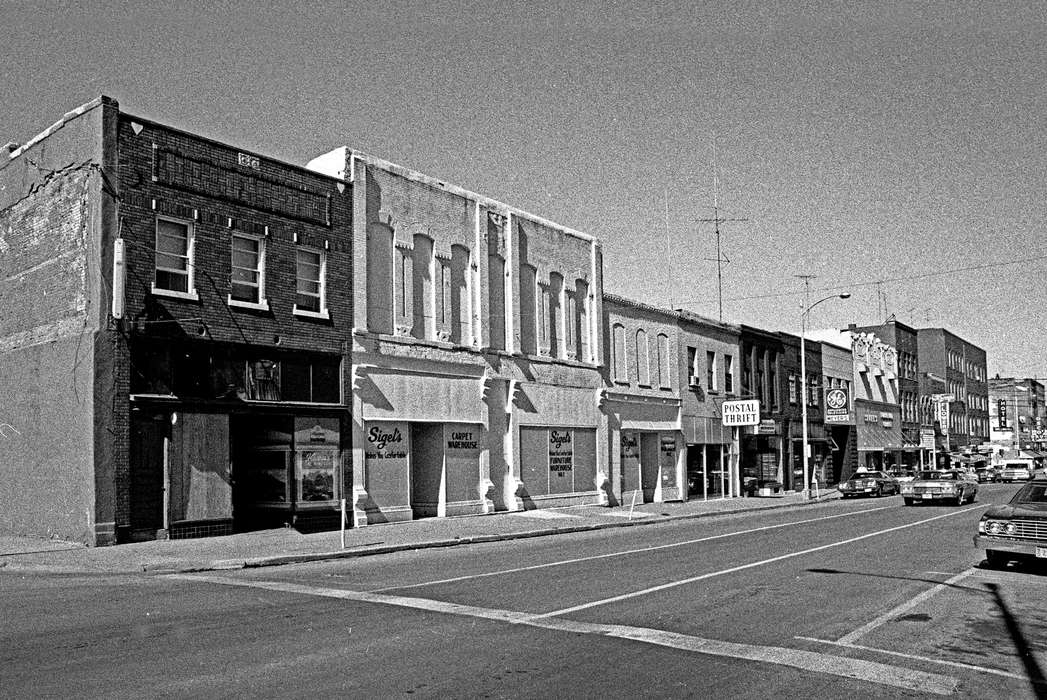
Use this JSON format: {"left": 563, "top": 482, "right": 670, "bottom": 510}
{"left": 0, "top": 97, "right": 352, "bottom": 544}
{"left": 677, "top": 309, "right": 742, "bottom": 500}
{"left": 989, "top": 377, "right": 1045, "bottom": 452}
{"left": 815, "top": 333, "right": 857, "bottom": 484}
{"left": 738, "top": 326, "right": 786, "bottom": 489}
{"left": 780, "top": 333, "right": 828, "bottom": 491}
{"left": 306, "top": 147, "right": 606, "bottom": 525}
{"left": 602, "top": 295, "right": 683, "bottom": 504}
{"left": 852, "top": 320, "right": 923, "bottom": 467}
{"left": 812, "top": 328, "right": 901, "bottom": 473}
{"left": 916, "top": 328, "right": 989, "bottom": 454}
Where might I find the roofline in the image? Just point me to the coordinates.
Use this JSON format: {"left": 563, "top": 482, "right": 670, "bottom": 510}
{"left": 5, "top": 95, "right": 111, "bottom": 162}
{"left": 604, "top": 293, "right": 741, "bottom": 331}
{"left": 345, "top": 148, "right": 598, "bottom": 246}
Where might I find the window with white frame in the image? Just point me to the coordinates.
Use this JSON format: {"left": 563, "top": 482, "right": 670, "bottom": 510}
{"left": 724, "top": 354, "right": 734, "bottom": 394}
{"left": 229, "top": 234, "right": 267, "bottom": 308}
{"left": 294, "top": 247, "right": 327, "bottom": 317}
{"left": 706, "top": 351, "right": 717, "bottom": 391}
{"left": 153, "top": 217, "right": 196, "bottom": 297}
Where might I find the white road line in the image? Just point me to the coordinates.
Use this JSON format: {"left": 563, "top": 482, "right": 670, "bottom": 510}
{"left": 372, "top": 506, "right": 895, "bottom": 592}
{"left": 536, "top": 505, "right": 982, "bottom": 619}
{"left": 165, "top": 573, "right": 957, "bottom": 696}
{"left": 797, "top": 635, "right": 1038, "bottom": 683}
{"left": 836, "top": 568, "right": 977, "bottom": 645}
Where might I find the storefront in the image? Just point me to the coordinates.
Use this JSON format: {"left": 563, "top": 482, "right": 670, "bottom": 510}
{"left": 855, "top": 402, "right": 904, "bottom": 472}
{"left": 741, "top": 419, "right": 784, "bottom": 492}
{"left": 362, "top": 420, "right": 484, "bottom": 519}
{"left": 683, "top": 416, "right": 735, "bottom": 500}
{"left": 602, "top": 392, "right": 683, "bottom": 504}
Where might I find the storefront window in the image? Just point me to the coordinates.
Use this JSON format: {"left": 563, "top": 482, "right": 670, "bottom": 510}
{"left": 297, "top": 449, "right": 338, "bottom": 502}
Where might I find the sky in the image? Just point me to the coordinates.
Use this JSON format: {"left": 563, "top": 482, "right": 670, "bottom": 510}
{"left": 3, "top": 1, "right": 1045, "bottom": 377}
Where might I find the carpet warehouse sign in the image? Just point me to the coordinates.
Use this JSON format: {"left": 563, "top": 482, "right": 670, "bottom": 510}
{"left": 549, "top": 429, "right": 574, "bottom": 476}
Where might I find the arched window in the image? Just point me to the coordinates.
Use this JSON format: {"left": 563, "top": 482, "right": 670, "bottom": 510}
{"left": 657, "top": 333, "right": 670, "bottom": 388}
{"left": 635, "top": 329, "right": 650, "bottom": 386}
{"left": 612, "top": 323, "right": 627, "bottom": 382}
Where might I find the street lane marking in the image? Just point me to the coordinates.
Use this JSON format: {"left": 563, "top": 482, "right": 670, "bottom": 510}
{"left": 796, "top": 635, "right": 1044, "bottom": 685}
{"left": 371, "top": 506, "right": 896, "bottom": 592}
{"left": 836, "top": 568, "right": 977, "bottom": 645}
{"left": 536, "top": 505, "right": 982, "bottom": 619}
{"left": 165, "top": 573, "right": 957, "bottom": 696}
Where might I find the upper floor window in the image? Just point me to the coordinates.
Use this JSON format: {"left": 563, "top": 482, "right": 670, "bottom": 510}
{"left": 635, "top": 329, "right": 650, "bottom": 386}
{"left": 657, "top": 334, "right": 670, "bottom": 388}
{"left": 687, "top": 347, "right": 699, "bottom": 387}
{"left": 612, "top": 323, "right": 628, "bottom": 382}
{"left": 724, "top": 354, "right": 734, "bottom": 394}
{"left": 153, "top": 217, "right": 197, "bottom": 299}
{"left": 294, "top": 247, "right": 328, "bottom": 318}
{"left": 229, "top": 234, "right": 267, "bottom": 309}
{"left": 788, "top": 374, "right": 797, "bottom": 404}
{"left": 706, "top": 351, "right": 717, "bottom": 391}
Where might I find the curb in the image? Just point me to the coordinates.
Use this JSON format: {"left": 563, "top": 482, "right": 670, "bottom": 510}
{"left": 5, "top": 493, "right": 841, "bottom": 576}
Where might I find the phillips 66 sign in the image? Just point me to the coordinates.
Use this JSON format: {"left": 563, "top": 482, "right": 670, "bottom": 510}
{"left": 722, "top": 399, "right": 761, "bottom": 427}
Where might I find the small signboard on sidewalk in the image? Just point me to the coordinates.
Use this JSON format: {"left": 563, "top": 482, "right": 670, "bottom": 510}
{"left": 722, "top": 399, "right": 761, "bottom": 426}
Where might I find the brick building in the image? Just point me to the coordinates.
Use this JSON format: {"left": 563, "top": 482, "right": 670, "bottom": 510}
{"left": 916, "top": 328, "right": 989, "bottom": 455}
{"left": 0, "top": 97, "right": 351, "bottom": 544}
{"left": 306, "top": 148, "right": 605, "bottom": 525}
{"left": 602, "top": 294, "right": 683, "bottom": 504}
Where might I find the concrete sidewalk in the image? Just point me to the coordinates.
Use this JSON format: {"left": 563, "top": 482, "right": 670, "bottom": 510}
{"left": 0, "top": 489, "right": 841, "bottom": 575}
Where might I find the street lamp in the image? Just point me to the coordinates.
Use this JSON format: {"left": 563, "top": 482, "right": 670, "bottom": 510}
{"left": 800, "top": 292, "right": 851, "bottom": 500}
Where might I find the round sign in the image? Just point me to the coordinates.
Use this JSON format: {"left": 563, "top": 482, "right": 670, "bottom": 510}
{"left": 826, "top": 388, "right": 848, "bottom": 410}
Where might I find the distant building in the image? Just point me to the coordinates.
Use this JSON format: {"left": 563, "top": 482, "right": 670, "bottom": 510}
{"left": 988, "top": 377, "right": 1045, "bottom": 451}
{"left": 915, "top": 328, "right": 989, "bottom": 455}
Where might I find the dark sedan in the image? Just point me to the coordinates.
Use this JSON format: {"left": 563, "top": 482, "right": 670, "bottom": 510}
{"left": 974, "top": 479, "right": 1047, "bottom": 567}
{"left": 837, "top": 471, "right": 899, "bottom": 498}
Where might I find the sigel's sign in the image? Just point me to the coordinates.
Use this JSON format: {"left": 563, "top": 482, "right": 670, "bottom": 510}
{"left": 549, "top": 429, "right": 574, "bottom": 475}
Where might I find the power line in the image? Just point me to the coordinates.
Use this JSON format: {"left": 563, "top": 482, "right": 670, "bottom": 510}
{"left": 677, "top": 252, "right": 1047, "bottom": 305}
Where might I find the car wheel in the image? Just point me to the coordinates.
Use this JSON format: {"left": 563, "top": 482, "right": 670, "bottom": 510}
{"left": 903, "top": 497, "right": 914, "bottom": 506}
{"left": 985, "top": 549, "right": 1009, "bottom": 568}
{"left": 872, "top": 487, "right": 881, "bottom": 498}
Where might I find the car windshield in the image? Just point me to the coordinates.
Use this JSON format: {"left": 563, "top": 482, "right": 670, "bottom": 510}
{"left": 854, "top": 472, "right": 885, "bottom": 479}
{"left": 917, "top": 471, "right": 957, "bottom": 480}
{"left": 1013, "top": 483, "right": 1047, "bottom": 505}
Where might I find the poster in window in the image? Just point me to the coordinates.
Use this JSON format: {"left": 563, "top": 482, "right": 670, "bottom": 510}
{"left": 297, "top": 450, "right": 337, "bottom": 502}
{"left": 548, "top": 429, "right": 574, "bottom": 481}
{"left": 659, "top": 434, "right": 678, "bottom": 489}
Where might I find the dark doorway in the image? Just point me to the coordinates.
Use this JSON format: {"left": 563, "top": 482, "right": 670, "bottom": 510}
{"left": 129, "top": 411, "right": 169, "bottom": 536}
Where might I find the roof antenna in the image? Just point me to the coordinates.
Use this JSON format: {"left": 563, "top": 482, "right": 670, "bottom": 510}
{"left": 698, "top": 139, "right": 748, "bottom": 322}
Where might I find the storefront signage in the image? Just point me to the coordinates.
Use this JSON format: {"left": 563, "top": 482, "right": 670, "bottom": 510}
{"left": 824, "top": 388, "right": 849, "bottom": 423}
{"left": 722, "top": 399, "right": 761, "bottom": 426}
{"left": 920, "top": 429, "right": 935, "bottom": 449}
{"left": 366, "top": 423, "right": 407, "bottom": 459}
{"left": 755, "top": 419, "right": 778, "bottom": 435}
{"left": 548, "top": 429, "right": 574, "bottom": 475}
{"left": 446, "top": 429, "right": 479, "bottom": 451}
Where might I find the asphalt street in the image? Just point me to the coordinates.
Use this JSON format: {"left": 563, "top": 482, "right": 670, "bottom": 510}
{"left": 2, "top": 482, "right": 1045, "bottom": 699}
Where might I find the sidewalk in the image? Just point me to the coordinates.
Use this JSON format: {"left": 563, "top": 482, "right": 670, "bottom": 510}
{"left": 0, "top": 489, "right": 840, "bottom": 575}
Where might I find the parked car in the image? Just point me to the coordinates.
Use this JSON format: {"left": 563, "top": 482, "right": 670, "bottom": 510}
{"left": 838, "top": 471, "right": 899, "bottom": 498}
{"left": 974, "top": 479, "right": 1047, "bottom": 567}
{"left": 887, "top": 468, "right": 916, "bottom": 483}
{"left": 998, "top": 462, "right": 1032, "bottom": 482}
{"left": 1030, "top": 467, "right": 1047, "bottom": 480}
{"left": 900, "top": 469, "right": 977, "bottom": 506}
